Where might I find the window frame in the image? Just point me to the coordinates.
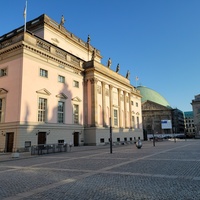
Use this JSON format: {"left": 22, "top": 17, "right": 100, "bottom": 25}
{"left": 73, "top": 104, "right": 79, "bottom": 124}
{"left": 38, "top": 97, "right": 47, "bottom": 122}
{"left": 114, "top": 109, "right": 118, "bottom": 126}
{"left": 58, "top": 75, "right": 65, "bottom": 83}
{"left": 0, "top": 98, "right": 2, "bottom": 122}
{"left": 0, "top": 68, "right": 7, "bottom": 77}
{"left": 40, "top": 68, "right": 48, "bottom": 78}
{"left": 58, "top": 101, "right": 65, "bottom": 123}
{"left": 73, "top": 80, "right": 79, "bottom": 88}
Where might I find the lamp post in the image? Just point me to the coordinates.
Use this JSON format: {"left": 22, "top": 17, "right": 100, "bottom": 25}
{"left": 173, "top": 127, "right": 176, "bottom": 143}
{"left": 152, "top": 119, "right": 155, "bottom": 147}
{"left": 109, "top": 117, "right": 113, "bottom": 154}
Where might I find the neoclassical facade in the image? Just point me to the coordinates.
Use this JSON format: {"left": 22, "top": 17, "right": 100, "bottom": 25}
{"left": 0, "top": 14, "right": 143, "bottom": 152}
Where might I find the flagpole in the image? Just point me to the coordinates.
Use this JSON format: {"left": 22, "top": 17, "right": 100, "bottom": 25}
{"left": 24, "top": 1, "right": 27, "bottom": 32}
{"left": 135, "top": 76, "right": 138, "bottom": 87}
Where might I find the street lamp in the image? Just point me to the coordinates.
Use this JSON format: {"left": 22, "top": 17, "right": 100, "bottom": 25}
{"left": 152, "top": 119, "right": 155, "bottom": 147}
{"left": 109, "top": 117, "right": 113, "bottom": 154}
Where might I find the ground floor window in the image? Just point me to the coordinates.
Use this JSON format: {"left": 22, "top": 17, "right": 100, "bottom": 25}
{"left": 58, "top": 101, "right": 64, "bottom": 123}
{"left": 38, "top": 98, "right": 47, "bottom": 122}
{"left": 100, "top": 138, "right": 105, "bottom": 143}
{"left": 0, "top": 99, "right": 2, "bottom": 122}
{"left": 114, "top": 109, "right": 118, "bottom": 126}
{"left": 73, "top": 104, "right": 79, "bottom": 124}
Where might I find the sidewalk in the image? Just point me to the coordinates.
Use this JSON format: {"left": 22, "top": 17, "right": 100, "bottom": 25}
{"left": 0, "top": 144, "right": 116, "bottom": 162}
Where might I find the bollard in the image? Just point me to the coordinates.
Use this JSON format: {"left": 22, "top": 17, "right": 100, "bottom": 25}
{"left": 136, "top": 140, "right": 142, "bottom": 149}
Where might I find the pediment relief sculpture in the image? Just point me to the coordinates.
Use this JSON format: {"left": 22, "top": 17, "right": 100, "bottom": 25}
{"left": 51, "top": 38, "right": 59, "bottom": 43}
{"left": 36, "top": 88, "right": 51, "bottom": 96}
{"left": 56, "top": 93, "right": 68, "bottom": 99}
{"left": 72, "top": 96, "right": 81, "bottom": 102}
{"left": 0, "top": 88, "right": 8, "bottom": 94}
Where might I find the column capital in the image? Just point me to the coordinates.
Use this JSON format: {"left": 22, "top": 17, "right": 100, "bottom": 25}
{"left": 90, "top": 78, "right": 98, "bottom": 84}
{"left": 109, "top": 85, "right": 113, "bottom": 90}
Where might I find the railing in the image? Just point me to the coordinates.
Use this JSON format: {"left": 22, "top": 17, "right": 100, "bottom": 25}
{"left": 31, "top": 143, "right": 68, "bottom": 155}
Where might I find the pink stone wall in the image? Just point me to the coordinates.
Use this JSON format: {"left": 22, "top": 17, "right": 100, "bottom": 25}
{"left": 20, "top": 56, "right": 84, "bottom": 124}
{"left": 0, "top": 58, "right": 23, "bottom": 122}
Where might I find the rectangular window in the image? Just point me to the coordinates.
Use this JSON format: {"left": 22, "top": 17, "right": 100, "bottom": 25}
{"left": 73, "top": 80, "right": 79, "bottom": 88}
{"left": 58, "top": 101, "right": 64, "bottom": 123}
{"left": 38, "top": 98, "right": 47, "bottom": 122}
{"left": 136, "top": 102, "right": 138, "bottom": 107}
{"left": 0, "top": 68, "right": 7, "bottom": 77}
{"left": 137, "top": 116, "right": 139, "bottom": 129}
{"left": 100, "top": 138, "right": 105, "bottom": 143}
{"left": 40, "top": 68, "right": 48, "bottom": 78}
{"left": 58, "top": 75, "right": 65, "bottom": 83}
{"left": 114, "top": 109, "right": 118, "bottom": 126}
{"left": 132, "top": 116, "right": 135, "bottom": 128}
{"left": 131, "top": 101, "right": 134, "bottom": 106}
{"left": 0, "top": 99, "right": 2, "bottom": 122}
{"left": 25, "top": 141, "right": 31, "bottom": 148}
{"left": 73, "top": 104, "right": 79, "bottom": 124}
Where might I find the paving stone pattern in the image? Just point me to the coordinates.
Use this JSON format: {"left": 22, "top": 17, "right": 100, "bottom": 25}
{"left": 0, "top": 140, "right": 200, "bottom": 200}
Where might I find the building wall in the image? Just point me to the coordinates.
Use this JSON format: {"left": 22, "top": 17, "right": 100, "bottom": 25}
{"left": 0, "top": 57, "right": 23, "bottom": 122}
{"left": 191, "top": 94, "right": 200, "bottom": 137}
{"left": 0, "top": 14, "right": 143, "bottom": 151}
{"left": 20, "top": 54, "right": 84, "bottom": 124}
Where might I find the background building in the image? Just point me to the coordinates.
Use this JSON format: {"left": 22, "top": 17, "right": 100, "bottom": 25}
{"left": 191, "top": 94, "right": 200, "bottom": 138}
{"left": 137, "top": 86, "right": 185, "bottom": 139}
{"left": 0, "top": 14, "right": 143, "bottom": 152}
{"left": 184, "top": 111, "right": 195, "bottom": 138}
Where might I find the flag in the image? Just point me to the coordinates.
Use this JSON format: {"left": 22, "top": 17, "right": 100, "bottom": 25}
{"left": 23, "top": 1, "right": 27, "bottom": 32}
{"left": 23, "top": 3, "right": 27, "bottom": 19}
{"left": 136, "top": 76, "right": 139, "bottom": 81}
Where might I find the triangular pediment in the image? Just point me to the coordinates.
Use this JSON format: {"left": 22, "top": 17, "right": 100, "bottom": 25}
{"left": 0, "top": 88, "right": 8, "bottom": 94}
{"left": 71, "top": 96, "right": 81, "bottom": 102}
{"left": 56, "top": 93, "right": 68, "bottom": 99}
{"left": 36, "top": 88, "right": 51, "bottom": 96}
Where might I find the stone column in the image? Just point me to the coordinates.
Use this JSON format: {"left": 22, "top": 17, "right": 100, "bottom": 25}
{"left": 84, "top": 79, "right": 88, "bottom": 126}
{"left": 118, "top": 88, "right": 122, "bottom": 128}
{"left": 109, "top": 85, "right": 113, "bottom": 126}
{"left": 129, "top": 93, "right": 132, "bottom": 128}
{"left": 124, "top": 91, "right": 127, "bottom": 128}
{"left": 102, "top": 82, "right": 106, "bottom": 127}
{"left": 90, "top": 78, "right": 98, "bottom": 126}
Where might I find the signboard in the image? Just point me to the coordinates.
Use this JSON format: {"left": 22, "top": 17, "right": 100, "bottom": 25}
{"left": 161, "top": 120, "right": 172, "bottom": 129}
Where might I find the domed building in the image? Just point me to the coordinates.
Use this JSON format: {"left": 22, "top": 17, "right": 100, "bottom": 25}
{"left": 137, "top": 86, "right": 185, "bottom": 139}
{"left": 137, "top": 86, "right": 171, "bottom": 108}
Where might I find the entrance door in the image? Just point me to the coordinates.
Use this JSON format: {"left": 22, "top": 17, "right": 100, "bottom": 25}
{"left": 6, "top": 132, "right": 14, "bottom": 152}
{"left": 73, "top": 132, "right": 79, "bottom": 146}
{"left": 38, "top": 132, "right": 46, "bottom": 145}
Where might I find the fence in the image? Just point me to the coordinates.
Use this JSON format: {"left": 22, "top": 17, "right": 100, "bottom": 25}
{"left": 31, "top": 143, "right": 68, "bottom": 155}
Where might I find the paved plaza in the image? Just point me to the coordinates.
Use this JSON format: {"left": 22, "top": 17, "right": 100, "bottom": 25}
{"left": 0, "top": 140, "right": 200, "bottom": 200}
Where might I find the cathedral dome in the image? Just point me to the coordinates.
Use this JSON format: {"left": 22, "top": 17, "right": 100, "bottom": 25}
{"left": 137, "top": 86, "right": 171, "bottom": 108}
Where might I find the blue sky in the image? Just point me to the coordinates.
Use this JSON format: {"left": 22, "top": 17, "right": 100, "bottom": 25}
{"left": 1, "top": 0, "right": 200, "bottom": 112}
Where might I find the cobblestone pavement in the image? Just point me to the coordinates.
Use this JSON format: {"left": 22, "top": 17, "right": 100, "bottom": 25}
{"left": 1, "top": 140, "right": 200, "bottom": 200}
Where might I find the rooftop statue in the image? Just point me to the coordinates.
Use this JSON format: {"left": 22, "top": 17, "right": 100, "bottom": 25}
{"left": 116, "top": 63, "right": 120, "bottom": 73}
{"left": 60, "top": 15, "right": 65, "bottom": 26}
{"left": 91, "top": 48, "right": 96, "bottom": 60}
{"left": 107, "top": 58, "right": 112, "bottom": 68}
{"left": 87, "top": 35, "right": 91, "bottom": 44}
{"left": 126, "top": 70, "right": 130, "bottom": 79}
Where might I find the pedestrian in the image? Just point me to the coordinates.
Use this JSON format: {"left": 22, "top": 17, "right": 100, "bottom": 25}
{"left": 69, "top": 141, "right": 73, "bottom": 151}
